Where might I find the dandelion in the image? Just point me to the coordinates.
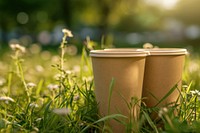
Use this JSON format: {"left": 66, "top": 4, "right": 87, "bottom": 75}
{"left": 10, "top": 43, "right": 26, "bottom": 53}
{"left": 53, "top": 108, "right": 71, "bottom": 116}
{"left": 62, "top": 29, "right": 73, "bottom": 37}
{"left": 27, "top": 82, "right": 36, "bottom": 88}
{"left": 0, "top": 96, "right": 15, "bottom": 103}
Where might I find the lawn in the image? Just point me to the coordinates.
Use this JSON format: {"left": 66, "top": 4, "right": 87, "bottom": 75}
{"left": 0, "top": 29, "right": 200, "bottom": 132}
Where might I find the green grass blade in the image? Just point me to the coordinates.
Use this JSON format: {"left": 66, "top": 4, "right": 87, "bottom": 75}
{"left": 36, "top": 79, "right": 44, "bottom": 96}
{"left": 154, "top": 84, "right": 178, "bottom": 107}
{"left": 142, "top": 110, "right": 159, "bottom": 133}
{"left": 108, "top": 78, "right": 115, "bottom": 115}
{"left": 80, "top": 114, "right": 127, "bottom": 132}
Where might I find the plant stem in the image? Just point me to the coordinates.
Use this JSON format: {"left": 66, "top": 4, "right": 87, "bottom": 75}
{"left": 59, "top": 34, "right": 67, "bottom": 104}
{"left": 15, "top": 51, "right": 30, "bottom": 103}
{"left": 7, "top": 70, "right": 13, "bottom": 96}
{"left": 194, "top": 96, "right": 197, "bottom": 121}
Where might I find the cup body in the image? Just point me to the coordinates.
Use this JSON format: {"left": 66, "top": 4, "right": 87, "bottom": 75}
{"left": 142, "top": 48, "right": 187, "bottom": 107}
{"left": 90, "top": 50, "right": 147, "bottom": 132}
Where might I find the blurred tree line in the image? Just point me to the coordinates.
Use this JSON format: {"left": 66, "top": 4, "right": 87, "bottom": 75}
{"left": 1, "top": 0, "right": 200, "bottom": 47}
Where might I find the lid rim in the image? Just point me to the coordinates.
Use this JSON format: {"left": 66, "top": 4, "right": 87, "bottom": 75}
{"left": 104, "top": 48, "right": 188, "bottom": 56}
{"left": 90, "top": 50, "right": 148, "bottom": 57}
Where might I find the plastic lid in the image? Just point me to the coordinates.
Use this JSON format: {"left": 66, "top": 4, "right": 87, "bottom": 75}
{"left": 90, "top": 50, "right": 148, "bottom": 57}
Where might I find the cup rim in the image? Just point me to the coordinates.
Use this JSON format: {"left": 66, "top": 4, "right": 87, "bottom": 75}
{"left": 142, "top": 48, "right": 188, "bottom": 55}
{"left": 90, "top": 50, "right": 148, "bottom": 57}
{"left": 104, "top": 48, "right": 188, "bottom": 56}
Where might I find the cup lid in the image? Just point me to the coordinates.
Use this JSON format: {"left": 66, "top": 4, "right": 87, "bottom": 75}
{"left": 142, "top": 48, "right": 188, "bottom": 55}
{"left": 90, "top": 50, "right": 148, "bottom": 57}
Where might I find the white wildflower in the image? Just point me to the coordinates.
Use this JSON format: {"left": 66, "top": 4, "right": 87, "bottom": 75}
{"left": 62, "top": 29, "right": 73, "bottom": 37}
{"left": 158, "top": 107, "right": 168, "bottom": 117}
{"left": 1, "top": 87, "right": 8, "bottom": 93}
{"left": 79, "top": 122, "right": 84, "bottom": 126}
{"left": 74, "top": 95, "right": 80, "bottom": 101}
{"left": 65, "top": 45, "right": 77, "bottom": 56}
{"left": 33, "top": 127, "right": 39, "bottom": 132}
{"left": 27, "top": 82, "right": 36, "bottom": 88}
{"left": 35, "top": 65, "right": 44, "bottom": 72}
{"left": 73, "top": 65, "right": 80, "bottom": 73}
{"left": 198, "top": 97, "right": 200, "bottom": 101}
{"left": 82, "top": 76, "right": 93, "bottom": 82}
{"left": 0, "top": 77, "right": 6, "bottom": 86}
{"left": 190, "top": 90, "right": 200, "bottom": 96}
{"left": 29, "top": 103, "right": 39, "bottom": 108}
{"left": 2, "top": 119, "right": 11, "bottom": 125}
{"left": 36, "top": 118, "right": 42, "bottom": 122}
{"left": 188, "top": 61, "right": 199, "bottom": 73}
{"left": 83, "top": 65, "right": 89, "bottom": 72}
{"left": 182, "top": 85, "right": 188, "bottom": 89}
{"left": 143, "top": 43, "right": 153, "bottom": 49}
{"left": 0, "top": 96, "right": 15, "bottom": 103}
{"left": 10, "top": 43, "right": 26, "bottom": 53}
{"left": 54, "top": 74, "right": 65, "bottom": 80}
{"left": 65, "top": 70, "right": 72, "bottom": 75}
{"left": 53, "top": 108, "right": 71, "bottom": 116}
{"left": 47, "top": 84, "right": 59, "bottom": 91}
{"left": 79, "top": 121, "right": 86, "bottom": 126}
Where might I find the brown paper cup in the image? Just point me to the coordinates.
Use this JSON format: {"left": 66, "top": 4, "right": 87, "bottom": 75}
{"left": 90, "top": 50, "right": 147, "bottom": 132}
{"left": 142, "top": 48, "right": 187, "bottom": 107}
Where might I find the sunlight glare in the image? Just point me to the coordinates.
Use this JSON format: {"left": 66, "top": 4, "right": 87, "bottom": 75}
{"left": 145, "top": 0, "right": 180, "bottom": 9}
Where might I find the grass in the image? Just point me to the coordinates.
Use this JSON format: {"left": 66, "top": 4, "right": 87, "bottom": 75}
{"left": 0, "top": 30, "right": 200, "bottom": 132}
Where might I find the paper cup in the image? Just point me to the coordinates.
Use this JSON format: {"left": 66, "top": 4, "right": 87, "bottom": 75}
{"left": 90, "top": 50, "right": 147, "bottom": 132}
{"left": 142, "top": 48, "right": 187, "bottom": 107}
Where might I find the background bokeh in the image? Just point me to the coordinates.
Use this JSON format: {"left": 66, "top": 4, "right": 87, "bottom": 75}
{"left": 1, "top": 0, "right": 200, "bottom": 52}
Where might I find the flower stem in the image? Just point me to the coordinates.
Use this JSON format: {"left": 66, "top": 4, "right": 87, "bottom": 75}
{"left": 59, "top": 34, "right": 67, "bottom": 104}
{"left": 15, "top": 51, "right": 30, "bottom": 103}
